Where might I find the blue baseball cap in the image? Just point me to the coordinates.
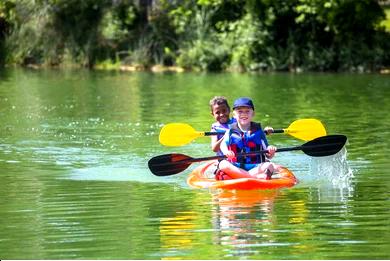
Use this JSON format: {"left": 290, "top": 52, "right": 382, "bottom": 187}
{"left": 233, "top": 97, "right": 254, "bottom": 110}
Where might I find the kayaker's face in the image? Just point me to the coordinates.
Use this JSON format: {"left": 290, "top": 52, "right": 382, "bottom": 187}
{"left": 211, "top": 103, "right": 230, "bottom": 124}
{"left": 233, "top": 106, "right": 254, "bottom": 126}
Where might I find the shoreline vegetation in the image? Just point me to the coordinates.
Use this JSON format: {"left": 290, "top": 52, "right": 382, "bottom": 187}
{"left": 11, "top": 62, "right": 390, "bottom": 74}
{"left": 1, "top": 1, "right": 389, "bottom": 74}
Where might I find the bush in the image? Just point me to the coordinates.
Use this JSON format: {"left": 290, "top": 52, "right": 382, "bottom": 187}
{"left": 176, "top": 39, "right": 228, "bottom": 71}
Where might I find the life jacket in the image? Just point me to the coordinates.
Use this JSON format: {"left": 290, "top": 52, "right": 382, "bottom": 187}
{"left": 211, "top": 118, "right": 236, "bottom": 156}
{"left": 211, "top": 118, "right": 236, "bottom": 140}
{"left": 226, "top": 122, "right": 268, "bottom": 165}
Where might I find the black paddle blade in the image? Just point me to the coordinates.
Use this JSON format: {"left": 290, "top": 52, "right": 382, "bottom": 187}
{"left": 302, "top": 135, "right": 347, "bottom": 157}
{"left": 148, "top": 153, "right": 193, "bottom": 176}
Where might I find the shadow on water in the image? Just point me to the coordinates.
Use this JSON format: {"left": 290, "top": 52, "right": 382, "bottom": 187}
{"left": 67, "top": 155, "right": 188, "bottom": 186}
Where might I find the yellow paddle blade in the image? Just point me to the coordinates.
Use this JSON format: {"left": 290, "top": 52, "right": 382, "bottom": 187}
{"left": 285, "top": 119, "right": 327, "bottom": 141}
{"left": 159, "top": 123, "right": 204, "bottom": 146}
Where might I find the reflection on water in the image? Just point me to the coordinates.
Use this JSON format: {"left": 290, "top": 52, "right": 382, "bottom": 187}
{"left": 156, "top": 189, "right": 284, "bottom": 259}
{"left": 156, "top": 189, "right": 315, "bottom": 259}
{"left": 210, "top": 189, "right": 278, "bottom": 252}
{"left": 159, "top": 211, "right": 198, "bottom": 259}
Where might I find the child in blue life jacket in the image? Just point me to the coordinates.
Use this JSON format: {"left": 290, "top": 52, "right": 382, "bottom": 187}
{"left": 218, "top": 97, "right": 280, "bottom": 180}
{"left": 210, "top": 96, "right": 274, "bottom": 156}
{"left": 209, "top": 96, "right": 236, "bottom": 156}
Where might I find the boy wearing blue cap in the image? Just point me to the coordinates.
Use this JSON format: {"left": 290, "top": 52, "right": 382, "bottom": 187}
{"left": 218, "top": 97, "right": 279, "bottom": 180}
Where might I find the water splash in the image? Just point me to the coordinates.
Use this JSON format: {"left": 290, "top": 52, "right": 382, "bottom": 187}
{"left": 308, "top": 146, "right": 354, "bottom": 198}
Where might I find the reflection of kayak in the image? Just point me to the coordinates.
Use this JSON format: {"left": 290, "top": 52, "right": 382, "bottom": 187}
{"left": 212, "top": 189, "right": 280, "bottom": 207}
{"left": 187, "top": 161, "right": 298, "bottom": 190}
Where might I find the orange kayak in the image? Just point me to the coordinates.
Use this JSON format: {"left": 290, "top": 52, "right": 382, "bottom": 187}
{"left": 187, "top": 161, "right": 298, "bottom": 190}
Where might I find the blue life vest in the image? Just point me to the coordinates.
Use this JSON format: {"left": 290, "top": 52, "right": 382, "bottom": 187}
{"left": 226, "top": 122, "right": 269, "bottom": 165}
{"left": 211, "top": 118, "right": 236, "bottom": 140}
{"left": 211, "top": 118, "right": 236, "bottom": 156}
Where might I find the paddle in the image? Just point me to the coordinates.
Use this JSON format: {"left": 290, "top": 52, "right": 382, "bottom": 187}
{"left": 149, "top": 134, "right": 347, "bottom": 176}
{"left": 159, "top": 118, "right": 326, "bottom": 146}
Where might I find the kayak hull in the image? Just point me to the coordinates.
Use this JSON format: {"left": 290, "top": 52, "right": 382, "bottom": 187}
{"left": 187, "top": 160, "right": 298, "bottom": 190}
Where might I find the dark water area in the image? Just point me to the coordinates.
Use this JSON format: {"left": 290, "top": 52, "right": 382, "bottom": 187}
{"left": 0, "top": 68, "right": 389, "bottom": 259}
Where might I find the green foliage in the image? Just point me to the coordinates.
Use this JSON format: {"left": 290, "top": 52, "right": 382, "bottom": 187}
{"left": 381, "top": 7, "right": 390, "bottom": 31}
{"left": 1, "top": 0, "right": 389, "bottom": 71}
{"left": 217, "top": 14, "right": 268, "bottom": 71}
{"left": 0, "top": 0, "right": 17, "bottom": 65}
{"left": 173, "top": 3, "right": 227, "bottom": 70}
{"left": 101, "top": 10, "right": 130, "bottom": 41}
{"left": 4, "top": 0, "right": 52, "bottom": 65}
{"left": 176, "top": 39, "right": 229, "bottom": 71}
{"left": 49, "top": 0, "right": 110, "bottom": 67}
{"left": 169, "top": 6, "right": 193, "bottom": 35}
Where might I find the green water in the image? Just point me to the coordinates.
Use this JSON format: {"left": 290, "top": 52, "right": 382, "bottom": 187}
{"left": 0, "top": 68, "right": 389, "bottom": 259}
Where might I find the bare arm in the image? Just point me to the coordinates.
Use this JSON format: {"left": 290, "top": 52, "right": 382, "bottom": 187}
{"left": 211, "top": 135, "right": 224, "bottom": 152}
{"left": 219, "top": 133, "right": 230, "bottom": 155}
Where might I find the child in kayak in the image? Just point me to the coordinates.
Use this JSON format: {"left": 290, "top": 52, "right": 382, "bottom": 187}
{"left": 218, "top": 97, "right": 280, "bottom": 180}
{"left": 209, "top": 96, "right": 236, "bottom": 156}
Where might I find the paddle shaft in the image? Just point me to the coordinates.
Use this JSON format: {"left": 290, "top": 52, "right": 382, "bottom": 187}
{"left": 186, "top": 145, "right": 304, "bottom": 163}
{"left": 183, "top": 142, "right": 341, "bottom": 163}
{"left": 149, "top": 135, "right": 346, "bottom": 176}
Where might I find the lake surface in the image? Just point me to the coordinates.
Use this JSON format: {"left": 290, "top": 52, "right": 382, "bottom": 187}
{"left": 0, "top": 68, "right": 389, "bottom": 259}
